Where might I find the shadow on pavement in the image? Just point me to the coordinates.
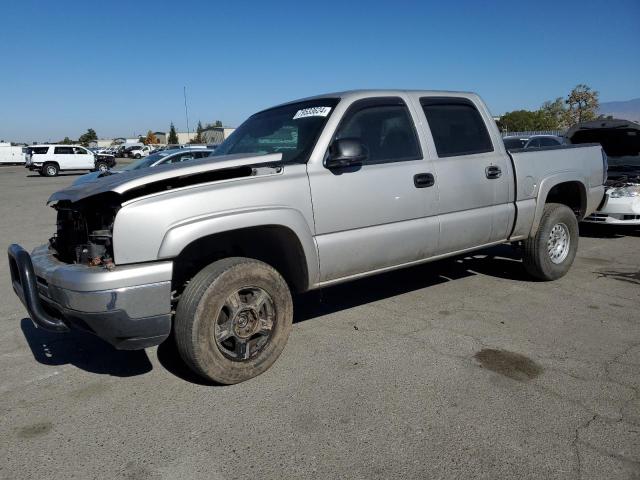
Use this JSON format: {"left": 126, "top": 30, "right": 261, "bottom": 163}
{"left": 19, "top": 245, "right": 534, "bottom": 384}
{"left": 579, "top": 222, "right": 640, "bottom": 238}
{"left": 26, "top": 173, "right": 83, "bottom": 178}
{"left": 294, "top": 244, "right": 529, "bottom": 323}
{"left": 156, "top": 337, "right": 217, "bottom": 386}
{"left": 20, "top": 318, "right": 153, "bottom": 377}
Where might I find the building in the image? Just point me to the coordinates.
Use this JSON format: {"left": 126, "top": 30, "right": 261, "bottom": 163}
{"left": 201, "top": 126, "right": 235, "bottom": 144}
{"left": 153, "top": 131, "right": 196, "bottom": 144}
{"left": 153, "top": 127, "right": 235, "bottom": 145}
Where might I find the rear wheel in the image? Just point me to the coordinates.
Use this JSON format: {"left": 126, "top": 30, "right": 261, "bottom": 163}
{"left": 523, "top": 203, "right": 578, "bottom": 280}
{"left": 174, "top": 257, "right": 293, "bottom": 384}
{"left": 42, "top": 163, "right": 59, "bottom": 177}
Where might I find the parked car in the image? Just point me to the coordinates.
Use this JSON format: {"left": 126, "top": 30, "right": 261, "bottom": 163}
{"left": 24, "top": 144, "right": 116, "bottom": 176}
{"left": 523, "top": 135, "right": 564, "bottom": 149}
{"left": 569, "top": 119, "right": 640, "bottom": 225}
{"left": 8, "top": 90, "right": 605, "bottom": 384}
{"left": 72, "top": 149, "right": 215, "bottom": 186}
{"left": 0, "top": 142, "right": 26, "bottom": 164}
{"left": 126, "top": 145, "right": 152, "bottom": 158}
{"left": 503, "top": 136, "right": 529, "bottom": 150}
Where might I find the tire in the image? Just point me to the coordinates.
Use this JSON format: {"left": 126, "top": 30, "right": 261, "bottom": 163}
{"left": 95, "top": 162, "right": 108, "bottom": 172}
{"left": 134, "top": 153, "right": 141, "bottom": 159}
{"left": 523, "top": 203, "right": 578, "bottom": 280}
{"left": 174, "top": 257, "right": 293, "bottom": 384}
{"left": 42, "top": 163, "right": 59, "bottom": 177}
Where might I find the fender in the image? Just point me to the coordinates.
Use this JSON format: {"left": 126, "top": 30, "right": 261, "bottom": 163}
{"left": 529, "top": 171, "right": 587, "bottom": 237}
{"left": 157, "top": 206, "right": 320, "bottom": 286}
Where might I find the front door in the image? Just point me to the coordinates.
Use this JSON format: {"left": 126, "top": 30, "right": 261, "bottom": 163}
{"left": 307, "top": 96, "right": 439, "bottom": 282}
{"left": 72, "top": 146, "right": 94, "bottom": 169}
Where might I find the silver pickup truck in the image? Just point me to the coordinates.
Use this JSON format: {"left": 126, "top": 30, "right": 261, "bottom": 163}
{"left": 9, "top": 90, "right": 606, "bottom": 384}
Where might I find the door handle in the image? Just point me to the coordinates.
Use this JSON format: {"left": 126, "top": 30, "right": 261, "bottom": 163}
{"left": 414, "top": 173, "right": 435, "bottom": 188}
{"left": 485, "top": 165, "right": 502, "bottom": 179}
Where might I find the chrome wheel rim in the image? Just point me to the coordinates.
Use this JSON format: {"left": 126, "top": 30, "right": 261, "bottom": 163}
{"left": 547, "top": 223, "right": 570, "bottom": 264}
{"left": 46, "top": 166, "right": 56, "bottom": 175}
{"left": 214, "top": 287, "right": 275, "bottom": 361}
{"left": 98, "top": 164, "right": 108, "bottom": 172}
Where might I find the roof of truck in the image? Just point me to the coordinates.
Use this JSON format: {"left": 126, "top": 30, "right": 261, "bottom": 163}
{"left": 269, "top": 89, "right": 481, "bottom": 110}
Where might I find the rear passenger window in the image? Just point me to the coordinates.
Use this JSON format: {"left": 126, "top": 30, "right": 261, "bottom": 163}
{"left": 421, "top": 98, "right": 493, "bottom": 157}
{"left": 29, "top": 147, "right": 49, "bottom": 155}
{"left": 54, "top": 147, "right": 74, "bottom": 154}
{"left": 335, "top": 99, "right": 421, "bottom": 164}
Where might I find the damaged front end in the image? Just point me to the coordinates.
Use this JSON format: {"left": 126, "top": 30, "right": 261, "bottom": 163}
{"left": 49, "top": 193, "right": 120, "bottom": 268}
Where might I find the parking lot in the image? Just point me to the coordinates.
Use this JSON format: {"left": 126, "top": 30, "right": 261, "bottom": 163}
{"left": 0, "top": 164, "right": 638, "bottom": 479}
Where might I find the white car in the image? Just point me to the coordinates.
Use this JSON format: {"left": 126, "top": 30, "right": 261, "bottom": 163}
{"left": 568, "top": 119, "right": 640, "bottom": 226}
{"left": 25, "top": 144, "right": 116, "bottom": 177}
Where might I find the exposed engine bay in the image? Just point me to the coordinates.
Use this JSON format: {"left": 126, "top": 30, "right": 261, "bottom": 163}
{"left": 50, "top": 195, "right": 119, "bottom": 267}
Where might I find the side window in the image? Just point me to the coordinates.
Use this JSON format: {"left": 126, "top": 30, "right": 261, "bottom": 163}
{"left": 420, "top": 98, "right": 493, "bottom": 157}
{"left": 540, "top": 137, "right": 560, "bottom": 147}
{"left": 335, "top": 99, "right": 421, "bottom": 164}
{"left": 527, "top": 138, "right": 541, "bottom": 148}
{"left": 169, "top": 153, "right": 192, "bottom": 163}
{"left": 54, "top": 147, "right": 74, "bottom": 154}
{"left": 30, "top": 147, "right": 49, "bottom": 155}
{"left": 74, "top": 147, "right": 88, "bottom": 154}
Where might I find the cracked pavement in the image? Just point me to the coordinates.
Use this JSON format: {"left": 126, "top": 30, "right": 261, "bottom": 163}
{"left": 0, "top": 164, "right": 638, "bottom": 479}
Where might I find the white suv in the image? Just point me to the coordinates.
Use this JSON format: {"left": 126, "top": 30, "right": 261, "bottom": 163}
{"left": 25, "top": 145, "right": 116, "bottom": 177}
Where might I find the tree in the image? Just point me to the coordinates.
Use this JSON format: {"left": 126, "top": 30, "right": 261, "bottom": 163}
{"left": 215, "top": 120, "right": 223, "bottom": 127}
{"left": 145, "top": 130, "right": 159, "bottom": 145}
{"left": 78, "top": 128, "right": 98, "bottom": 146}
{"left": 540, "top": 97, "right": 567, "bottom": 130}
{"left": 565, "top": 84, "right": 599, "bottom": 126}
{"left": 60, "top": 136, "right": 74, "bottom": 145}
{"left": 498, "top": 109, "right": 555, "bottom": 132}
{"left": 168, "top": 122, "right": 178, "bottom": 144}
{"left": 189, "top": 121, "right": 204, "bottom": 144}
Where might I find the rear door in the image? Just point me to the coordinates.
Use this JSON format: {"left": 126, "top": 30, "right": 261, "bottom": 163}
{"left": 414, "top": 95, "right": 513, "bottom": 254}
{"left": 53, "top": 146, "right": 75, "bottom": 169}
{"left": 307, "top": 96, "right": 439, "bottom": 282}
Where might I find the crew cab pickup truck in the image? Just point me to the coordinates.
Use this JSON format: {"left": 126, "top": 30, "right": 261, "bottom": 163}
{"left": 25, "top": 144, "right": 116, "bottom": 176}
{"left": 8, "top": 90, "right": 605, "bottom": 384}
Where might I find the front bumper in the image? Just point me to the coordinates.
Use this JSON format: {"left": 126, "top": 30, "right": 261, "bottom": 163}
{"left": 8, "top": 244, "right": 173, "bottom": 350}
{"left": 583, "top": 194, "right": 640, "bottom": 225}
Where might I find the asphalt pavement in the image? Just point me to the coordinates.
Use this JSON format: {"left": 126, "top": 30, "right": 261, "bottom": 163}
{"left": 0, "top": 163, "right": 638, "bottom": 479}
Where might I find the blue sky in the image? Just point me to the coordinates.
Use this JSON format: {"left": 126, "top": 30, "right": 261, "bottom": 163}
{"left": 1, "top": 0, "right": 638, "bottom": 142}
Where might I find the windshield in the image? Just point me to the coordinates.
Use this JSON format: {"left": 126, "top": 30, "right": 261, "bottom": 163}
{"left": 213, "top": 98, "right": 340, "bottom": 163}
{"left": 121, "top": 152, "right": 168, "bottom": 170}
{"left": 503, "top": 137, "right": 528, "bottom": 150}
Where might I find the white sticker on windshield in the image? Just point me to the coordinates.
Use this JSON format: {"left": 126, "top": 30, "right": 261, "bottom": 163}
{"left": 293, "top": 107, "right": 331, "bottom": 119}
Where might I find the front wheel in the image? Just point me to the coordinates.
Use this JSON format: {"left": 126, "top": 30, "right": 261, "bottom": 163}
{"left": 523, "top": 203, "right": 578, "bottom": 280}
{"left": 174, "top": 257, "right": 293, "bottom": 384}
{"left": 134, "top": 153, "right": 141, "bottom": 159}
{"left": 95, "top": 162, "right": 108, "bottom": 172}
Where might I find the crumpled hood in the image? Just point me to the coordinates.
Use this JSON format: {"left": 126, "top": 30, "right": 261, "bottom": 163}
{"left": 48, "top": 152, "right": 283, "bottom": 204}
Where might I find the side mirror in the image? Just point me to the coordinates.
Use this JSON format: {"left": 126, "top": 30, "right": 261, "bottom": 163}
{"left": 325, "top": 138, "right": 367, "bottom": 169}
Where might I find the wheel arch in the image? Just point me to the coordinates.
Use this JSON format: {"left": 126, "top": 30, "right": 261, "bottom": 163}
{"left": 530, "top": 175, "right": 587, "bottom": 237}
{"left": 159, "top": 209, "right": 318, "bottom": 294}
